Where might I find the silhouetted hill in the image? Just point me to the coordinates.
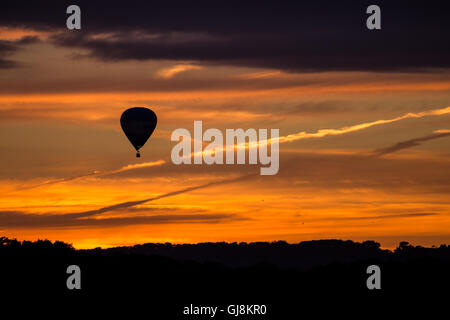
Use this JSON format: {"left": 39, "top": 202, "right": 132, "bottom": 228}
{"left": 82, "top": 239, "right": 450, "bottom": 268}
{"left": 1, "top": 236, "right": 449, "bottom": 317}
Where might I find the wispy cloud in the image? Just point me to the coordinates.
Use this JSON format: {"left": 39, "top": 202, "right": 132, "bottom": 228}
{"left": 65, "top": 173, "right": 257, "bottom": 219}
{"left": 0, "top": 173, "right": 256, "bottom": 228}
{"left": 373, "top": 131, "right": 450, "bottom": 156}
{"left": 330, "top": 212, "right": 437, "bottom": 221}
{"left": 278, "top": 106, "right": 450, "bottom": 143}
{"left": 0, "top": 35, "right": 40, "bottom": 68}
{"left": 0, "top": 27, "right": 52, "bottom": 41}
{"left": 0, "top": 211, "right": 240, "bottom": 228}
{"left": 155, "top": 64, "right": 202, "bottom": 79}
{"left": 189, "top": 106, "right": 450, "bottom": 159}
{"left": 13, "top": 160, "right": 166, "bottom": 192}
{"left": 10, "top": 106, "right": 450, "bottom": 191}
{"left": 109, "top": 160, "right": 166, "bottom": 174}
{"left": 235, "top": 71, "right": 282, "bottom": 80}
{"left": 435, "top": 129, "right": 450, "bottom": 134}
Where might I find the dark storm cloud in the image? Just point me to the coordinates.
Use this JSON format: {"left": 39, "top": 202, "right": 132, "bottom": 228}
{"left": 0, "top": 36, "right": 39, "bottom": 68}
{"left": 1, "top": 1, "right": 449, "bottom": 71}
{"left": 373, "top": 132, "right": 450, "bottom": 156}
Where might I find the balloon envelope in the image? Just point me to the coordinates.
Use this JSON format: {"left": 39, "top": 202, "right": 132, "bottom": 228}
{"left": 120, "top": 107, "right": 157, "bottom": 156}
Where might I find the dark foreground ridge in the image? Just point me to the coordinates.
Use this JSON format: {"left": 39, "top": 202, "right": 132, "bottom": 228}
{"left": 1, "top": 236, "right": 449, "bottom": 317}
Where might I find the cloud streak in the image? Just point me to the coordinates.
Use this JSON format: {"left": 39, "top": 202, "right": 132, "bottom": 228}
{"left": 188, "top": 106, "right": 450, "bottom": 159}
{"left": 0, "top": 211, "right": 240, "bottom": 228}
{"left": 8, "top": 106, "right": 450, "bottom": 193}
{"left": 13, "top": 160, "right": 166, "bottom": 192}
{"left": 329, "top": 212, "right": 437, "bottom": 221}
{"left": 65, "top": 172, "right": 257, "bottom": 219}
{"left": 373, "top": 131, "right": 450, "bottom": 156}
{"left": 155, "top": 64, "right": 202, "bottom": 79}
{"left": 0, "top": 173, "right": 256, "bottom": 228}
{"left": 278, "top": 106, "right": 450, "bottom": 143}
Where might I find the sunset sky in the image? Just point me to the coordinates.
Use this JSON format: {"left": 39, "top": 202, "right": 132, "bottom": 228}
{"left": 1, "top": 1, "right": 449, "bottom": 248}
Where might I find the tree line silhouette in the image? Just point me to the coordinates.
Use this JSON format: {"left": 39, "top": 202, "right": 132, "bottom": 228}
{"left": 1, "top": 236, "right": 448, "bottom": 317}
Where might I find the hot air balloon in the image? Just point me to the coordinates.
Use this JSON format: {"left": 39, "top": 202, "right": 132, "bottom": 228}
{"left": 120, "top": 107, "right": 157, "bottom": 157}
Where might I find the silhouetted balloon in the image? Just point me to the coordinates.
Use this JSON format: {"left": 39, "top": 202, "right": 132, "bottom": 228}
{"left": 120, "top": 107, "right": 157, "bottom": 157}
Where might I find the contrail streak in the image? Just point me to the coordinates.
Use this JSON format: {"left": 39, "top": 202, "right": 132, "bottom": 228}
{"left": 372, "top": 131, "right": 450, "bottom": 156}
{"left": 13, "top": 160, "right": 166, "bottom": 192}
{"left": 61, "top": 173, "right": 258, "bottom": 218}
{"left": 187, "top": 106, "right": 450, "bottom": 159}
{"left": 10, "top": 106, "right": 450, "bottom": 190}
{"left": 1, "top": 173, "right": 257, "bottom": 227}
{"left": 278, "top": 106, "right": 450, "bottom": 143}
